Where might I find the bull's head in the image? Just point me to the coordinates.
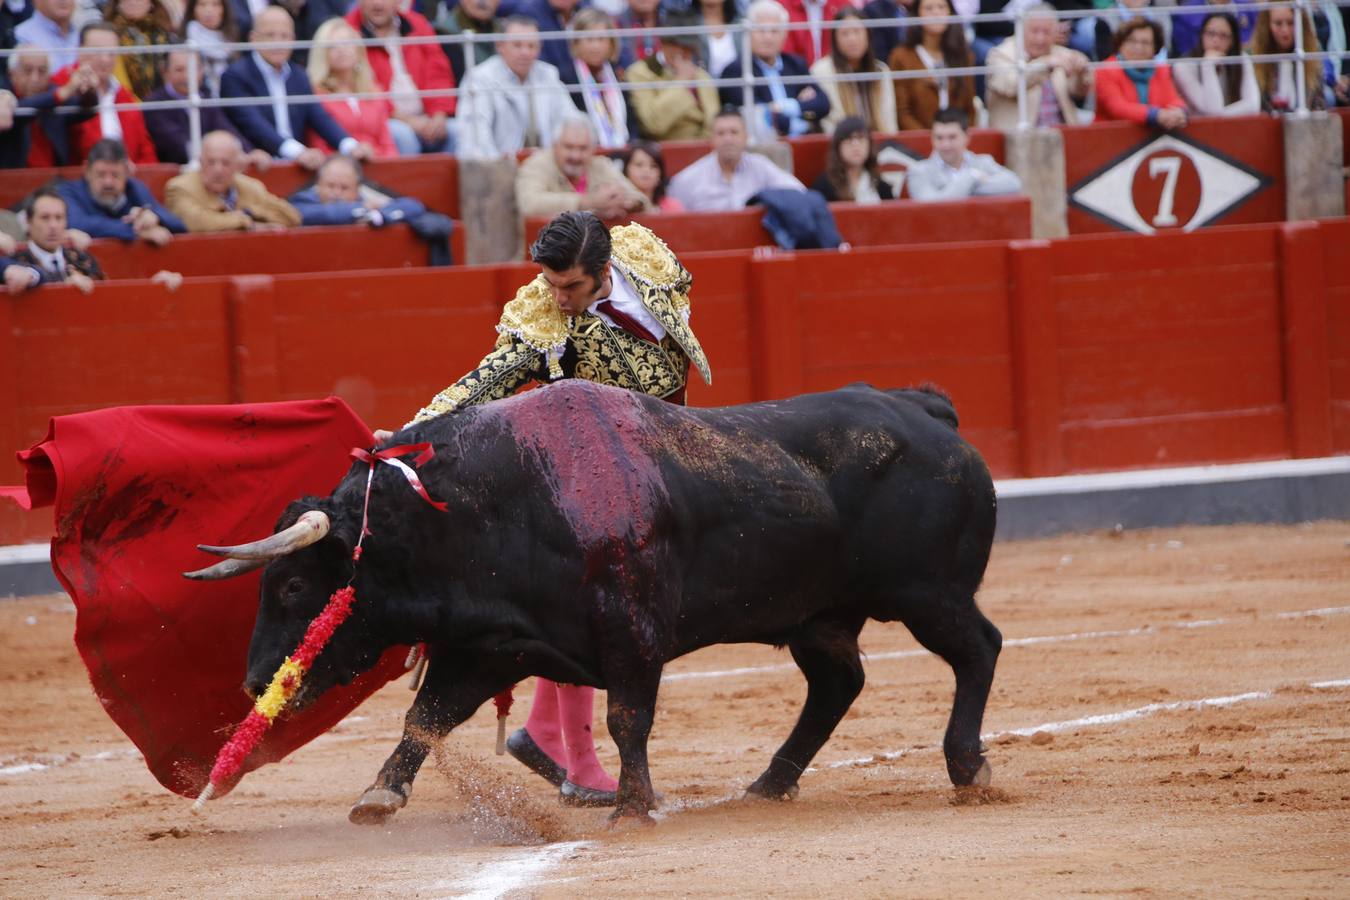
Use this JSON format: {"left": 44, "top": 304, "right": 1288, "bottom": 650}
{"left": 184, "top": 501, "right": 388, "bottom": 711}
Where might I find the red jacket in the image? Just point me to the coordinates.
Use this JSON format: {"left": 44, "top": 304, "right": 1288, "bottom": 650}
{"left": 316, "top": 95, "right": 399, "bottom": 157}
{"left": 1095, "top": 56, "right": 1185, "bottom": 124}
{"left": 51, "top": 66, "right": 158, "bottom": 164}
{"left": 344, "top": 8, "right": 456, "bottom": 117}
{"left": 777, "top": 0, "right": 853, "bottom": 66}
{"left": 50, "top": 66, "right": 157, "bottom": 167}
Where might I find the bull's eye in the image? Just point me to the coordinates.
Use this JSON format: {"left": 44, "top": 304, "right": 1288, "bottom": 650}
{"left": 283, "top": 577, "right": 306, "bottom": 598}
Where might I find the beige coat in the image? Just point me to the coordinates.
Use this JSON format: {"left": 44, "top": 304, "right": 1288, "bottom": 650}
{"left": 985, "top": 37, "right": 1092, "bottom": 131}
{"left": 625, "top": 57, "right": 720, "bottom": 141}
{"left": 810, "top": 56, "right": 899, "bottom": 134}
{"left": 165, "top": 171, "right": 301, "bottom": 233}
{"left": 514, "top": 150, "right": 652, "bottom": 220}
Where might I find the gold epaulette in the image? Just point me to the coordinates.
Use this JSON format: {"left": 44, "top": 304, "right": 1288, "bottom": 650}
{"left": 496, "top": 277, "right": 570, "bottom": 380}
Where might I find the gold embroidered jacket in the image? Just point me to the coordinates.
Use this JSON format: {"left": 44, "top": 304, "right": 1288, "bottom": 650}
{"left": 410, "top": 223, "right": 712, "bottom": 424}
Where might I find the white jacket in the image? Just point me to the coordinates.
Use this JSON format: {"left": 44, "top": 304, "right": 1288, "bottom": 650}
{"left": 456, "top": 56, "right": 574, "bottom": 160}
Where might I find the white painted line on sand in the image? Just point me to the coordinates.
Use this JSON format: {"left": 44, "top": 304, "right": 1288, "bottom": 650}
{"left": 822, "top": 677, "right": 1348, "bottom": 771}
{"left": 993, "top": 456, "right": 1350, "bottom": 497}
{"left": 661, "top": 605, "right": 1350, "bottom": 684}
{"left": 430, "top": 840, "right": 590, "bottom": 900}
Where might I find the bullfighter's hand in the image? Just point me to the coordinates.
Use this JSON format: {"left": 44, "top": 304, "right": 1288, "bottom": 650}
{"left": 373, "top": 429, "right": 395, "bottom": 442}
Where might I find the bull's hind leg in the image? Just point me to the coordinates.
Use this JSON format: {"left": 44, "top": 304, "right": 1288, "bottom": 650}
{"left": 349, "top": 654, "right": 508, "bottom": 825}
{"left": 745, "top": 614, "right": 866, "bottom": 801}
{"left": 903, "top": 598, "right": 1002, "bottom": 786}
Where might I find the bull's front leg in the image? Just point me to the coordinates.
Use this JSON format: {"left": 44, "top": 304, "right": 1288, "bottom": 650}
{"left": 604, "top": 665, "right": 663, "bottom": 822}
{"left": 349, "top": 653, "right": 507, "bottom": 825}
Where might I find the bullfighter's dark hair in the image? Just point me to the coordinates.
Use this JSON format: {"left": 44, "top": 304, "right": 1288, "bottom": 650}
{"left": 530, "top": 211, "right": 611, "bottom": 282}
{"left": 86, "top": 138, "right": 129, "bottom": 166}
{"left": 26, "top": 185, "right": 66, "bottom": 218}
{"left": 933, "top": 107, "right": 969, "bottom": 131}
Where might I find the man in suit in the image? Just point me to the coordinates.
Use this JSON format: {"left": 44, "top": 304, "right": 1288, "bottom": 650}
{"left": 0, "top": 43, "right": 95, "bottom": 167}
{"left": 227, "top": 0, "right": 346, "bottom": 64}
{"left": 906, "top": 108, "right": 1023, "bottom": 201}
{"left": 143, "top": 49, "right": 267, "bottom": 167}
{"left": 165, "top": 130, "right": 301, "bottom": 232}
{"left": 288, "top": 154, "right": 455, "bottom": 266}
{"left": 455, "top": 16, "right": 572, "bottom": 160}
{"left": 58, "top": 138, "right": 185, "bottom": 246}
{"left": 717, "top": 0, "right": 830, "bottom": 138}
{"left": 4, "top": 187, "right": 102, "bottom": 294}
{"left": 219, "top": 5, "right": 374, "bottom": 170}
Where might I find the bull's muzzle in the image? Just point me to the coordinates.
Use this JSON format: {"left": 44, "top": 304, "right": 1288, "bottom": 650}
{"left": 182, "top": 510, "right": 332, "bottom": 581}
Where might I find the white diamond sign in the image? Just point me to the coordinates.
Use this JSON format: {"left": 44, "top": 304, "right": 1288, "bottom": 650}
{"left": 1069, "top": 133, "right": 1270, "bottom": 234}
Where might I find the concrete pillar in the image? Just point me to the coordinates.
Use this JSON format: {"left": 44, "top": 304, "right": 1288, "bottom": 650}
{"left": 459, "top": 156, "right": 523, "bottom": 264}
{"left": 1283, "top": 113, "right": 1345, "bottom": 222}
{"left": 1004, "top": 127, "right": 1068, "bottom": 239}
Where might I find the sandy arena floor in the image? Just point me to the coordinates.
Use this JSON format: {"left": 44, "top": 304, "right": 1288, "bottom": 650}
{"left": 1, "top": 522, "right": 1347, "bottom": 898}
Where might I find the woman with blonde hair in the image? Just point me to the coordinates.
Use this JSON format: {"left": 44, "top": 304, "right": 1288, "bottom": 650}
{"left": 1248, "top": 5, "right": 1326, "bottom": 111}
{"left": 308, "top": 18, "right": 400, "bottom": 157}
{"left": 104, "top": 0, "right": 177, "bottom": 98}
{"left": 561, "top": 8, "right": 633, "bottom": 149}
{"left": 890, "top": 0, "right": 977, "bottom": 131}
{"left": 811, "top": 7, "right": 898, "bottom": 134}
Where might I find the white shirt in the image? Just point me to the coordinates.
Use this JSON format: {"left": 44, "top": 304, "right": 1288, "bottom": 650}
{"left": 26, "top": 243, "right": 66, "bottom": 277}
{"left": 802, "top": 0, "right": 827, "bottom": 60}
{"left": 95, "top": 77, "right": 123, "bottom": 140}
{"left": 251, "top": 52, "right": 358, "bottom": 159}
{"left": 588, "top": 265, "right": 666, "bottom": 340}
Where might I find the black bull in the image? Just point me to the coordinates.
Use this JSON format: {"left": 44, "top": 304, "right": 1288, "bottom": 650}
{"left": 228, "top": 380, "right": 1001, "bottom": 822}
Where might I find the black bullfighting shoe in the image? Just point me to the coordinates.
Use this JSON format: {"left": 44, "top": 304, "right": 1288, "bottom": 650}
{"left": 505, "top": 728, "right": 567, "bottom": 787}
{"left": 558, "top": 779, "right": 618, "bottom": 808}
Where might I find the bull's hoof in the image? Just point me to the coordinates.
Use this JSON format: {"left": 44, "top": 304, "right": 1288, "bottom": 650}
{"left": 744, "top": 781, "right": 800, "bottom": 801}
{"left": 348, "top": 787, "right": 407, "bottom": 825}
{"left": 607, "top": 810, "right": 656, "bottom": 830}
{"left": 972, "top": 759, "right": 992, "bottom": 787}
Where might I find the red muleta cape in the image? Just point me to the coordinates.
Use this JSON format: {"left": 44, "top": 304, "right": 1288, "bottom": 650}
{"left": 1, "top": 398, "right": 407, "bottom": 797}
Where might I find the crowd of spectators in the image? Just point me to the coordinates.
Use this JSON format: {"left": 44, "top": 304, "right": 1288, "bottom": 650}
{"left": 0, "top": 0, "right": 1346, "bottom": 286}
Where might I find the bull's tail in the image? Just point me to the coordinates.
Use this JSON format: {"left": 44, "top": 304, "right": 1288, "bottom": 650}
{"left": 894, "top": 383, "right": 959, "bottom": 431}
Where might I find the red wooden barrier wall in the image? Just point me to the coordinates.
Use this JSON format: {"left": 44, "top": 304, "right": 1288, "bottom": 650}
{"left": 4, "top": 220, "right": 1346, "bottom": 544}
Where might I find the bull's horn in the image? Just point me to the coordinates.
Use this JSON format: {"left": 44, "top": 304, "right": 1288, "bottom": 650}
{"left": 182, "top": 556, "right": 268, "bottom": 581}
{"left": 196, "top": 510, "right": 332, "bottom": 561}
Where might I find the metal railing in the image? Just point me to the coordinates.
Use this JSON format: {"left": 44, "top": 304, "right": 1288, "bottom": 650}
{"left": 0, "top": 0, "right": 1341, "bottom": 164}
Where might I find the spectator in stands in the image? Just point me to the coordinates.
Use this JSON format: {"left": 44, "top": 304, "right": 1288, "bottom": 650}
{"left": 0, "top": 43, "right": 95, "bottom": 167}
{"left": 14, "top": 0, "right": 80, "bottom": 73}
{"left": 58, "top": 137, "right": 184, "bottom": 245}
{"left": 514, "top": 0, "right": 581, "bottom": 78}
{"left": 1249, "top": 5, "right": 1327, "bottom": 112}
{"left": 345, "top": 0, "right": 457, "bottom": 155}
{"left": 890, "top": 0, "right": 975, "bottom": 131}
{"left": 810, "top": 115, "right": 894, "bottom": 202}
{"left": 103, "top": 0, "right": 175, "bottom": 98}
{"left": 1172, "top": 11, "right": 1260, "bottom": 115}
{"left": 309, "top": 18, "right": 399, "bottom": 158}
{"left": 862, "top": 0, "right": 911, "bottom": 68}
{"left": 456, "top": 16, "right": 573, "bottom": 158}
{"left": 143, "top": 49, "right": 265, "bottom": 166}
{"left": 181, "top": 0, "right": 236, "bottom": 96}
{"left": 52, "top": 22, "right": 158, "bottom": 163}
{"left": 906, "top": 108, "right": 1021, "bottom": 200}
{"left": 986, "top": 4, "right": 1091, "bottom": 129}
{"left": 622, "top": 140, "right": 682, "bottom": 210}
{"left": 1171, "top": 0, "right": 1256, "bottom": 58}
{"left": 227, "top": 0, "right": 346, "bottom": 62}
{"left": 4, "top": 189, "right": 102, "bottom": 294}
{"left": 1092, "top": 0, "right": 1171, "bottom": 64}
{"left": 1096, "top": 19, "right": 1187, "bottom": 126}
{"left": 778, "top": 0, "right": 849, "bottom": 66}
{"left": 220, "top": 6, "right": 375, "bottom": 170}
{"left": 617, "top": 0, "right": 663, "bottom": 68}
{"left": 719, "top": 0, "right": 830, "bottom": 138}
{"left": 625, "top": 17, "right": 717, "bottom": 140}
{"left": 695, "top": 0, "right": 740, "bottom": 82}
{"left": 515, "top": 113, "right": 650, "bottom": 219}
{"left": 166, "top": 129, "right": 301, "bottom": 231}
{"left": 559, "top": 9, "right": 633, "bottom": 149}
{"left": 813, "top": 7, "right": 897, "bottom": 133}
{"left": 0, "top": 0, "right": 35, "bottom": 52}
{"left": 432, "top": 0, "right": 504, "bottom": 86}
{"left": 288, "top": 155, "right": 455, "bottom": 265}
{"left": 667, "top": 106, "right": 806, "bottom": 210}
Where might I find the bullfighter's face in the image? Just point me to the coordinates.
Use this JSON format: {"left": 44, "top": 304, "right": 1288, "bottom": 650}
{"left": 541, "top": 262, "right": 609, "bottom": 315}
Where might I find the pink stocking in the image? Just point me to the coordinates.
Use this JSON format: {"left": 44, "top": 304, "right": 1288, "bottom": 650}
{"left": 556, "top": 683, "right": 618, "bottom": 792}
{"left": 522, "top": 678, "right": 565, "bottom": 764}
